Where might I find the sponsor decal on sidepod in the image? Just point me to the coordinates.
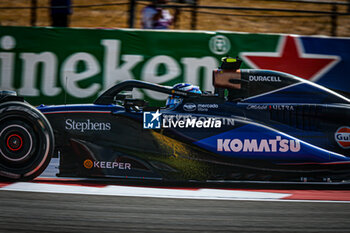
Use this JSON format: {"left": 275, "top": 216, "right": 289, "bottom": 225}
{"left": 84, "top": 159, "right": 131, "bottom": 170}
{"left": 335, "top": 126, "right": 350, "bottom": 149}
{"left": 217, "top": 136, "right": 301, "bottom": 152}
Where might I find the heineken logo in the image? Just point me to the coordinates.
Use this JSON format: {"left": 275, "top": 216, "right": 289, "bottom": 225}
{"left": 0, "top": 35, "right": 218, "bottom": 102}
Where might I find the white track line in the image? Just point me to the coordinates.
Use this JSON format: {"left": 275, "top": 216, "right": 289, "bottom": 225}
{"left": 2, "top": 182, "right": 350, "bottom": 203}
{"left": 2, "top": 182, "right": 290, "bottom": 201}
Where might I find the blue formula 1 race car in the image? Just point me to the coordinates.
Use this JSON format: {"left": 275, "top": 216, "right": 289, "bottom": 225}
{"left": 1, "top": 57, "right": 350, "bottom": 182}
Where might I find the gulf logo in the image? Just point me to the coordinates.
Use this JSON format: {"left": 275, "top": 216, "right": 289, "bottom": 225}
{"left": 335, "top": 126, "right": 350, "bottom": 149}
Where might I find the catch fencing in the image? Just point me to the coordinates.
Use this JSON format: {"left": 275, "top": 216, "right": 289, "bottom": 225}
{"left": 0, "top": 0, "right": 349, "bottom": 36}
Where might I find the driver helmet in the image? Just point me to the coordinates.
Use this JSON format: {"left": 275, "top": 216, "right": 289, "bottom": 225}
{"left": 166, "top": 83, "right": 202, "bottom": 109}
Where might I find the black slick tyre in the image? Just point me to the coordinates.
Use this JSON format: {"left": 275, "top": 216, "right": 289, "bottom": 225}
{"left": 0, "top": 101, "right": 54, "bottom": 181}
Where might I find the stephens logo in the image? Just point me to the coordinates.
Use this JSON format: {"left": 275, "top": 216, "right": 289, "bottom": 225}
{"left": 65, "top": 119, "right": 111, "bottom": 132}
{"left": 335, "top": 126, "right": 350, "bottom": 149}
{"left": 217, "top": 136, "right": 301, "bottom": 152}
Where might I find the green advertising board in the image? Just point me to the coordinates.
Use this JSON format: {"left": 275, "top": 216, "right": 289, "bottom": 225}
{"left": 0, "top": 26, "right": 279, "bottom": 105}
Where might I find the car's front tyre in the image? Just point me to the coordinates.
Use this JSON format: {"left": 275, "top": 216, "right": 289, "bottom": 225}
{"left": 0, "top": 101, "right": 54, "bottom": 181}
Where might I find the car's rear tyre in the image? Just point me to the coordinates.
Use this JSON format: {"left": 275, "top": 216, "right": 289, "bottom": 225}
{"left": 0, "top": 101, "right": 54, "bottom": 181}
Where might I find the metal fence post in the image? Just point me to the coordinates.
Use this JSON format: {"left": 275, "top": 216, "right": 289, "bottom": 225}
{"left": 30, "top": 0, "right": 37, "bottom": 26}
{"left": 129, "top": 0, "right": 136, "bottom": 28}
{"left": 331, "top": 3, "right": 338, "bottom": 37}
{"left": 191, "top": 0, "right": 198, "bottom": 30}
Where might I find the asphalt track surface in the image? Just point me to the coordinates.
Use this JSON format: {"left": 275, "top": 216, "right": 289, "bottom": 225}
{"left": 1, "top": 180, "right": 350, "bottom": 233}
{"left": 1, "top": 160, "right": 350, "bottom": 232}
{"left": 0, "top": 190, "right": 350, "bottom": 233}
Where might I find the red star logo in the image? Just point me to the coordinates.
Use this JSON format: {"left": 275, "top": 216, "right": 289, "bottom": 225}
{"left": 240, "top": 36, "right": 340, "bottom": 82}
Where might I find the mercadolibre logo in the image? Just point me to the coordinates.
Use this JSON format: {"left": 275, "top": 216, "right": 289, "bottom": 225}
{"left": 65, "top": 119, "right": 111, "bottom": 132}
{"left": 183, "top": 103, "right": 196, "bottom": 111}
{"left": 0, "top": 35, "right": 219, "bottom": 100}
{"left": 217, "top": 136, "right": 301, "bottom": 152}
{"left": 183, "top": 103, "right": 219, "bottom": 112}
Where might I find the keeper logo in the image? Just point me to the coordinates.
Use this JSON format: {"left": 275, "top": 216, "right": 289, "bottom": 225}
{"left": 83, "top": 160, "right": 132, "bottom": 170}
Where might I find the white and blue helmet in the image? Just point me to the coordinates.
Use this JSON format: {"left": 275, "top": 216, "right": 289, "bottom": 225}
{"left": 166, "top": 83, "right": 202, "bottom": 109}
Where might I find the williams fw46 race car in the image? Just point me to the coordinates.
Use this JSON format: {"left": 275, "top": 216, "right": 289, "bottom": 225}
{"left": 1, "top": 57, "right": 350, "bottom": 182}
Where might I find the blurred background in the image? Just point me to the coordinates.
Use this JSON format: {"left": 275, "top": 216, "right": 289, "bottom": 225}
{"left": 0, "top": 0, "right": 350, "bottom": 37}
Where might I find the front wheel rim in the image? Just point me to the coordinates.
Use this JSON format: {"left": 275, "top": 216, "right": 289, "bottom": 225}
{"left": 0, "top": 124, "right": 33, "bottom": 163}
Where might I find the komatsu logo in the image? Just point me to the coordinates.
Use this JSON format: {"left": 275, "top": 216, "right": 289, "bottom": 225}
{"left": 217, "top": 136, "right": 301, "bottom": 152}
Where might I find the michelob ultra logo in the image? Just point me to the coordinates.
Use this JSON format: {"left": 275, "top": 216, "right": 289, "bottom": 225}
{"left": 335, "top": 126, "right": 350, "bottom": 149}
